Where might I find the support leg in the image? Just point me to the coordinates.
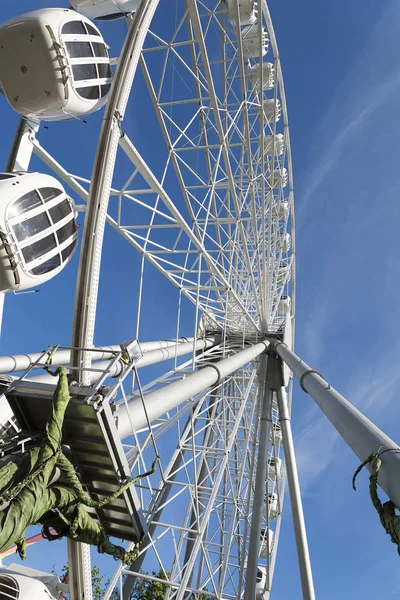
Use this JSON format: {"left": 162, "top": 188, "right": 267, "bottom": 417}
{"left": 276, "top": 387, "right": 315, "bottom": 600}
{"left": 244, "top": 356, "right": 272, "bottom": 600}
{"left": 274, "top": 341, "right": 400, "bottom": 509}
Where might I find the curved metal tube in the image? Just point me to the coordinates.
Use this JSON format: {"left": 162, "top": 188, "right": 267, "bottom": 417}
{"left": 70, "top": 0, "right": 161, "bottom": 384}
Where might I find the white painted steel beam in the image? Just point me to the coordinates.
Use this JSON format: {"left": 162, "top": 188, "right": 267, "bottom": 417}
{"left": 67, "top": 540, "right": 92, "bottom": 600}
{"left": 244, "top": 355, "right": 272, "bottom": 600}
{"left": 275, "top": 341, "right": 400, "bottom": 509}
{"left": 0, "top": 337, "right": 198, "bottom": 374}
{"left": 117, "top": 340, "right": 269, "bottom": 439}
{"left": 276, "top": 386, "right": 315, "bottom": 600}
{"left": 30, "top": 338, "right": 215, "bottom": 384}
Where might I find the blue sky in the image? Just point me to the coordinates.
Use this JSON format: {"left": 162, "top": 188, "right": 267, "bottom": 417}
{"left": 1, "top": 0, "right": 400, "bottom": 598}
{"left": 272, "top": 1, "right": 400, "bottom": 598}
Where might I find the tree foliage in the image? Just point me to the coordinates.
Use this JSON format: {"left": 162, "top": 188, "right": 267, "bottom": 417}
{"left": 56, "top": 565, "right": 104, "bottom": 600}
{"left": 57, "top": 565, "right": 211, "bottom": 599}
{"left": 127, "top": 568, "right": 169, "bottom": 600}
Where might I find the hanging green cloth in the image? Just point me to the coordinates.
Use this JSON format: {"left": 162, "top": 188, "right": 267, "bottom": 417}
{"left": 353, "top": 452, "right": 400, "bottom": 555}
{"left": 369, "top": 457, "right": 400, "bottom": 554}
{"left": 0, "top": 367, "right": 158, "bottom": 564}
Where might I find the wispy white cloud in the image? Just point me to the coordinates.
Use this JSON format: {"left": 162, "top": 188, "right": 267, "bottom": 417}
{"left": 295, "top": 412, "right": 339, "bottom": 492}
{"left": 299, "top": 304, "right": 330, "bottom": 369}
{"left": 347, "top": 349, "right": 400, "bottom": 416}
{"left": 297, "top": 69, "right": 400, "bottom": 228}
{"left": 296, "top": 3, "right": 400, "bottom": 228}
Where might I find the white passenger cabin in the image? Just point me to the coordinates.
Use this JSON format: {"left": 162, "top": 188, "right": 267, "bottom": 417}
{"left": 260, "top": 528, "right": 274, "bottom": 558}
{"left": 0, "top": 565, "right": 69, "bottom": 600}
{"left": 277, "top": 295, "right": 291, "bottom": 315}
{"left": 0, "top": 573, "right": 53, "bottom": 600}
{"left": 267, "top": 456, "right": 282, "bottom": 480}
{"left": 268, "top": 168, "right": 288, "bottom": 188}
{"left": 272, "top": 201, "right": 289, "bottom": 221}
{"left": 277, "top": 264, "right": 291, "bottom": 284}
{"left": 264, "top": 492, "right": 279, "bottom": 520}
{"left": 256, "top": 566, "right": 268, "bottom": 600}
{"left": 71, "top": 0, "right": 141, "bottom": 20}
{"left": 226, "top": 0, "right": 257, "bottom": 26}
{"left": 270, "top": 422, "right": 282, "bottom": 445}
{"left": 0, "top": 8, "right": 111, "bottom": 120}
{"left": 277, "top": 232, "right": 291, "bottom": 252}
{"left": 249, "top": 62, "right": 274, "bottom": 90}
{"left": 261, "top": 99, "right": 281, "bottom": 124}
{"left": 0, "top": 172, "right": 78, "bottom": 292}
{"left": 241, "top": 24, "right": 269, "bottom": 58}
{"left": 261, "top": 134, "right": 284, "bottom": 157}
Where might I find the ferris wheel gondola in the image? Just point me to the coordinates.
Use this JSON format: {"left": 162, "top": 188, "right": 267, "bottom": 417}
{"left": 0, "top": 8, "right": 111, "bottom": 120}
{"left": 226, "top": 0, "right": 257, "bottom": 26}
{"left": 265, "top": 492, "right": 279, "bottom": 520}
{"left": 0, "top": 172, "right": 77, "bottom": 292}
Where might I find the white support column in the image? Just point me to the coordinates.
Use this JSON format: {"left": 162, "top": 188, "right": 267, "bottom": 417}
{"left": 276, "top": 386, "right": 315, "bottom": 600}
{"left": 275, "top": 341, "right": 400, "bottom": 508}
{"left": 67, "top": 540, "right": 92, "bottom": 600}
{"left": 244, "top": 355, "right": 272, "bottom": 600}
{"left": 29, "top": 338, "right": 215, "bottom": 383}
{"left": 0, "top": 337, "right": 200, "bottom": 374}
{"left": 117, "top": 341, "right": 269, "bottom": 439}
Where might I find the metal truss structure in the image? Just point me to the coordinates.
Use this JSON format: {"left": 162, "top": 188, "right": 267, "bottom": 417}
{"left": 0, "top": 1, "right": 300, "bottom": 599}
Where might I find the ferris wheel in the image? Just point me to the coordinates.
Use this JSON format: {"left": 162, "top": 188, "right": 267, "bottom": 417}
{"left": 0, "top": 1, "right": 301, "bottom": 599}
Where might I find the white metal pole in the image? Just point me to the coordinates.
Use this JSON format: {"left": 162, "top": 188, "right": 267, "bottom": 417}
{"left": 117, "top": 341, "right": 269, "bottom": 439}
{"left": 67, "top": 539, "right": 92, "bottom": 600}
{"left": 276, "top": 386, "right": 315, "bottom": 600}
{"left": 244, "top": 355, "right": 272, "bottom": 600}
{"left": 29, "top": 338, "right": 215, "bottom": 383}
{"left": 275, "top": 341, "right": 400, "bottom": 508}
{"left": 0, "top": 337, "right": 199, "bottom": 374}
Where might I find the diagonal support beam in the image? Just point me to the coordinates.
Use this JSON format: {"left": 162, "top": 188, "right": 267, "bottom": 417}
{"left": 275, "top": 340, "right": 400, "bottom": 509}
{"left": 244, "top": 354, "right": 272, "bottom": 600}
{"left": 117, "top": 340, "right": 269, "bottom": 439}
{"left": 276, "top": 385, "right": 315, "bottom": 600}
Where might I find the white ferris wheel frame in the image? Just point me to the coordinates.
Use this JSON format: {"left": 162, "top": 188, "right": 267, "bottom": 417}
{"left": 1, "top": 1, "right": 298, "bottom": 599}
